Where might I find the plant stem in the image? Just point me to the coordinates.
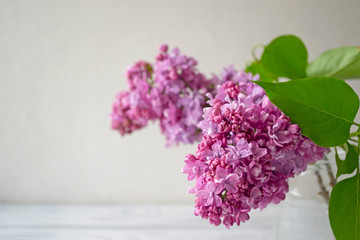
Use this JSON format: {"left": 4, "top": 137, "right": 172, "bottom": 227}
{"left": 350, "top": 131, "right": 360, "bottom": 137}
{"left": 315, "top": 169, "right": 330, "bottom": 204}
{"left": 324, "top": 155, "right": 337, "bottom": 187}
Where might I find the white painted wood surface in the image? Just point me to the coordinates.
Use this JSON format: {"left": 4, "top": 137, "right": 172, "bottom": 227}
{"left": 0, "top": 204, "right": 278, "bottom": 240}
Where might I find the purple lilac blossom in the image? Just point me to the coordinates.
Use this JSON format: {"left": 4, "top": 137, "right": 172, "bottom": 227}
{"left": 182, "top": 67, "right": 329, "bottom": 228}
{"left": 151, "top": 45, "right": 215, "bottom": 146}
{"left": 110, "top": 61, "right": 156, "bottom": 135}
{"left": 111, "top": 45, "right": 215, "bottom": 146}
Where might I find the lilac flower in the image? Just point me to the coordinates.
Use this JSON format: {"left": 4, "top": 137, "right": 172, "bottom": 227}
{"left": 196, "top": 182, "right": 223, "bottom": 207}
{"left": 151, "top": 45, "right": 216, "bottom": 146}
{"left": 250, "top": 142, "right": 268, "bottom": 158}
{"left": 111, "top": 45, "right": 216, "bottom": 146}
{"left": 226, "top": 139, "right": 252, "bottom": 167}
{"left": 110, "top": 61, "right": 157, "bottom": 135}
{"left": 183, "top": 154, "right": 207, "bottom": 181}
{"left": 110, "top": 90, "right": 154, "bottom": 135}
{"left": 215, "top": 167, "right": 238, "bottom": 193}
{"left": 183, "top": 67, "right": 329, "bottom": 227}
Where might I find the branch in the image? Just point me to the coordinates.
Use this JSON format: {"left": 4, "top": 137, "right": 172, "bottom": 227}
{"left": 314, "top": 169, "right": 330, "bottom": 204}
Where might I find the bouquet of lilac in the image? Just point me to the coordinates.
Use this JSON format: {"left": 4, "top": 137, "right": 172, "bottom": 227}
{"left": 111, "top": 35, "right": 360, "bottom": 239}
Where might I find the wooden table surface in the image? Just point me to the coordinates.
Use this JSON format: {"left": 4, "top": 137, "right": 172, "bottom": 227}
{"left": 0, "top": 204, "right": 278, "bottom": 240}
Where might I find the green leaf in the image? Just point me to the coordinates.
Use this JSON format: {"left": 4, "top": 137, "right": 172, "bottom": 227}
{"left": 245, "top": 62, "right": 277, "bottom": 82}
{"left": 308, "top": 46, "right": 360, "bottom": 79}
{"left": 255, "top": 77, "right": 359, "bottom": 147}
{"left": 336, "top": 142, "right": 358, "bottom": 178}
{"left": 329, "top": 174, "right": 360, "bottom": 240}
{"left": 261, "top": 35, "right": 308, "bottom": 79}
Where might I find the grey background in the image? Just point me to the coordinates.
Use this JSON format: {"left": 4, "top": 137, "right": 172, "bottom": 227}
{"left": 0, "top": 0, "right": 359, "bottom": 203}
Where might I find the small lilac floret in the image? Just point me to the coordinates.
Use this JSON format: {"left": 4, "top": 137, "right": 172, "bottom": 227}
{"left": 196, "top": 182, "right": 223, "bottom": 207}
{"left": 215, "top": 167, "right": 239, "bottom": 193}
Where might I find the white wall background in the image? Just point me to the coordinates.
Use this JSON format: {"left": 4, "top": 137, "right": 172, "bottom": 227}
{"left": 0, "top": 0, "right": 360, "bottom": 203}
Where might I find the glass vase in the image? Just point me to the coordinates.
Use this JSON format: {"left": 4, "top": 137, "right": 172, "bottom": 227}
{"left": 277, "top": 156, "right": 337, "bottom": 240}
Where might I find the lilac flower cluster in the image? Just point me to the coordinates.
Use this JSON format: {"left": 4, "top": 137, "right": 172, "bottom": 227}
{"left": 111, "top": 45, "right": 214, "bottom": 146}
{"left": 110, "top": 61, "right": 156, "bottom": 135}
{"left": 151, "top": 45, "right": 214, "bottom": 145}
{"left": 182, "top": 67, "right": 329, "bottom": 227}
